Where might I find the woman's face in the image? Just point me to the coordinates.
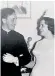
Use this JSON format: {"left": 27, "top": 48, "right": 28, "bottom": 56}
{"left": 39, "top": 19, "right": 49, "bottom": 37}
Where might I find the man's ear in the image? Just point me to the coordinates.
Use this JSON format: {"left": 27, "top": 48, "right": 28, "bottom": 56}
{"left": 2, "top": 18, "right": 7, "bottom": 24}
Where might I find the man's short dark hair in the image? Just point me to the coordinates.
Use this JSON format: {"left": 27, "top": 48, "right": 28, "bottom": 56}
{"left": 1, "top": 8, "right": 15, "bottom": 25}
{"left": 1, "top": 8, "right": 15, "bottom": 19}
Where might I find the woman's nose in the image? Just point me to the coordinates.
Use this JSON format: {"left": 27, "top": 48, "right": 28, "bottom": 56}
{"left": 39, "top": 25, "right": 42, "bottom": 30}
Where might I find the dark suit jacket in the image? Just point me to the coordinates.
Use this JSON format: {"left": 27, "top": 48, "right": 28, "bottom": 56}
{"left": 1, "top": 29, "right": 31, "bottom": 76}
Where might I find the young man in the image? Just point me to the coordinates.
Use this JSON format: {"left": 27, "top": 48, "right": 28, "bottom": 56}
{"left": 1, "top": 8, "right": 31, "bottom": 76}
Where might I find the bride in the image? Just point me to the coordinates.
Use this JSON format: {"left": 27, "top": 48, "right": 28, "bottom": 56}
{"left": 31, "top": 15, "right": 54, "bottom": 76}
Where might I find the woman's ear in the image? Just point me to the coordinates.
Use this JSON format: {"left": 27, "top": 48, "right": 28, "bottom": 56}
{"left": 2, "top": 18, "right": 6, "bottom": 24}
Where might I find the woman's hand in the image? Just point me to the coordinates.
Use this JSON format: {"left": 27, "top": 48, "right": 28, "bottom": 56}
{"left": 3, "top": 53, "right": 19, "bottom": 66}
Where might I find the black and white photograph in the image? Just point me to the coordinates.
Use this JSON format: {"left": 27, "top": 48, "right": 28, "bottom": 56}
{"left": 0, "top": 1, "right": 55, "bottom": 76}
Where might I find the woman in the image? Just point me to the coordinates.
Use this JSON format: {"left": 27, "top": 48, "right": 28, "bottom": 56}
{"left": 31, "top": 16, "right": 54, "bottom": 76}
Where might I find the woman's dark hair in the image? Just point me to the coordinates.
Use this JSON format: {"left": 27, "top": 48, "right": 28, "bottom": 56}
{"left": 37, "top": 17, "right": 54, "bottom": 35}
{"left": 1, "top": 8, "right": 15, "bottom": 25}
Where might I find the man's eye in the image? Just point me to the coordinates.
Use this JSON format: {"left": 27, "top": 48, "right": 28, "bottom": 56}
{"left": 12, "top": 18, "right": 15, "bottom": 21}
{"left": 13, "top": 18, "right": 15, "bottom": 21}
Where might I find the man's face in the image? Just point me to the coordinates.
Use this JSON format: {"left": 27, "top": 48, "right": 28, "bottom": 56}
{"left": 6, "top": 12, "right": 17, "bottom": 30}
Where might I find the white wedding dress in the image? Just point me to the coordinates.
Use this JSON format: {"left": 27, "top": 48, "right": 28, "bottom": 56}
{"left": 31, "top": 39, "right": 54, "bottom": 76}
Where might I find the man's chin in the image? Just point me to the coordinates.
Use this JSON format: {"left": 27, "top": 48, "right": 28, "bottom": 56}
{"left": 9, "top": 28, "right": 14, "bottom": 31}
{"left": 10, "top": 26, "right": 15, "bottom": 30}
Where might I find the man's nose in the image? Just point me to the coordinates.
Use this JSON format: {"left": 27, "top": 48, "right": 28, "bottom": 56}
{"left": 14, "top": 20, "right": 16, "bottom": 25}
{"left": 13, "top": 22, "right": 16, "bottom": 26}
{"left": 14, "top": 23, "right": 16, "bottom": 26}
